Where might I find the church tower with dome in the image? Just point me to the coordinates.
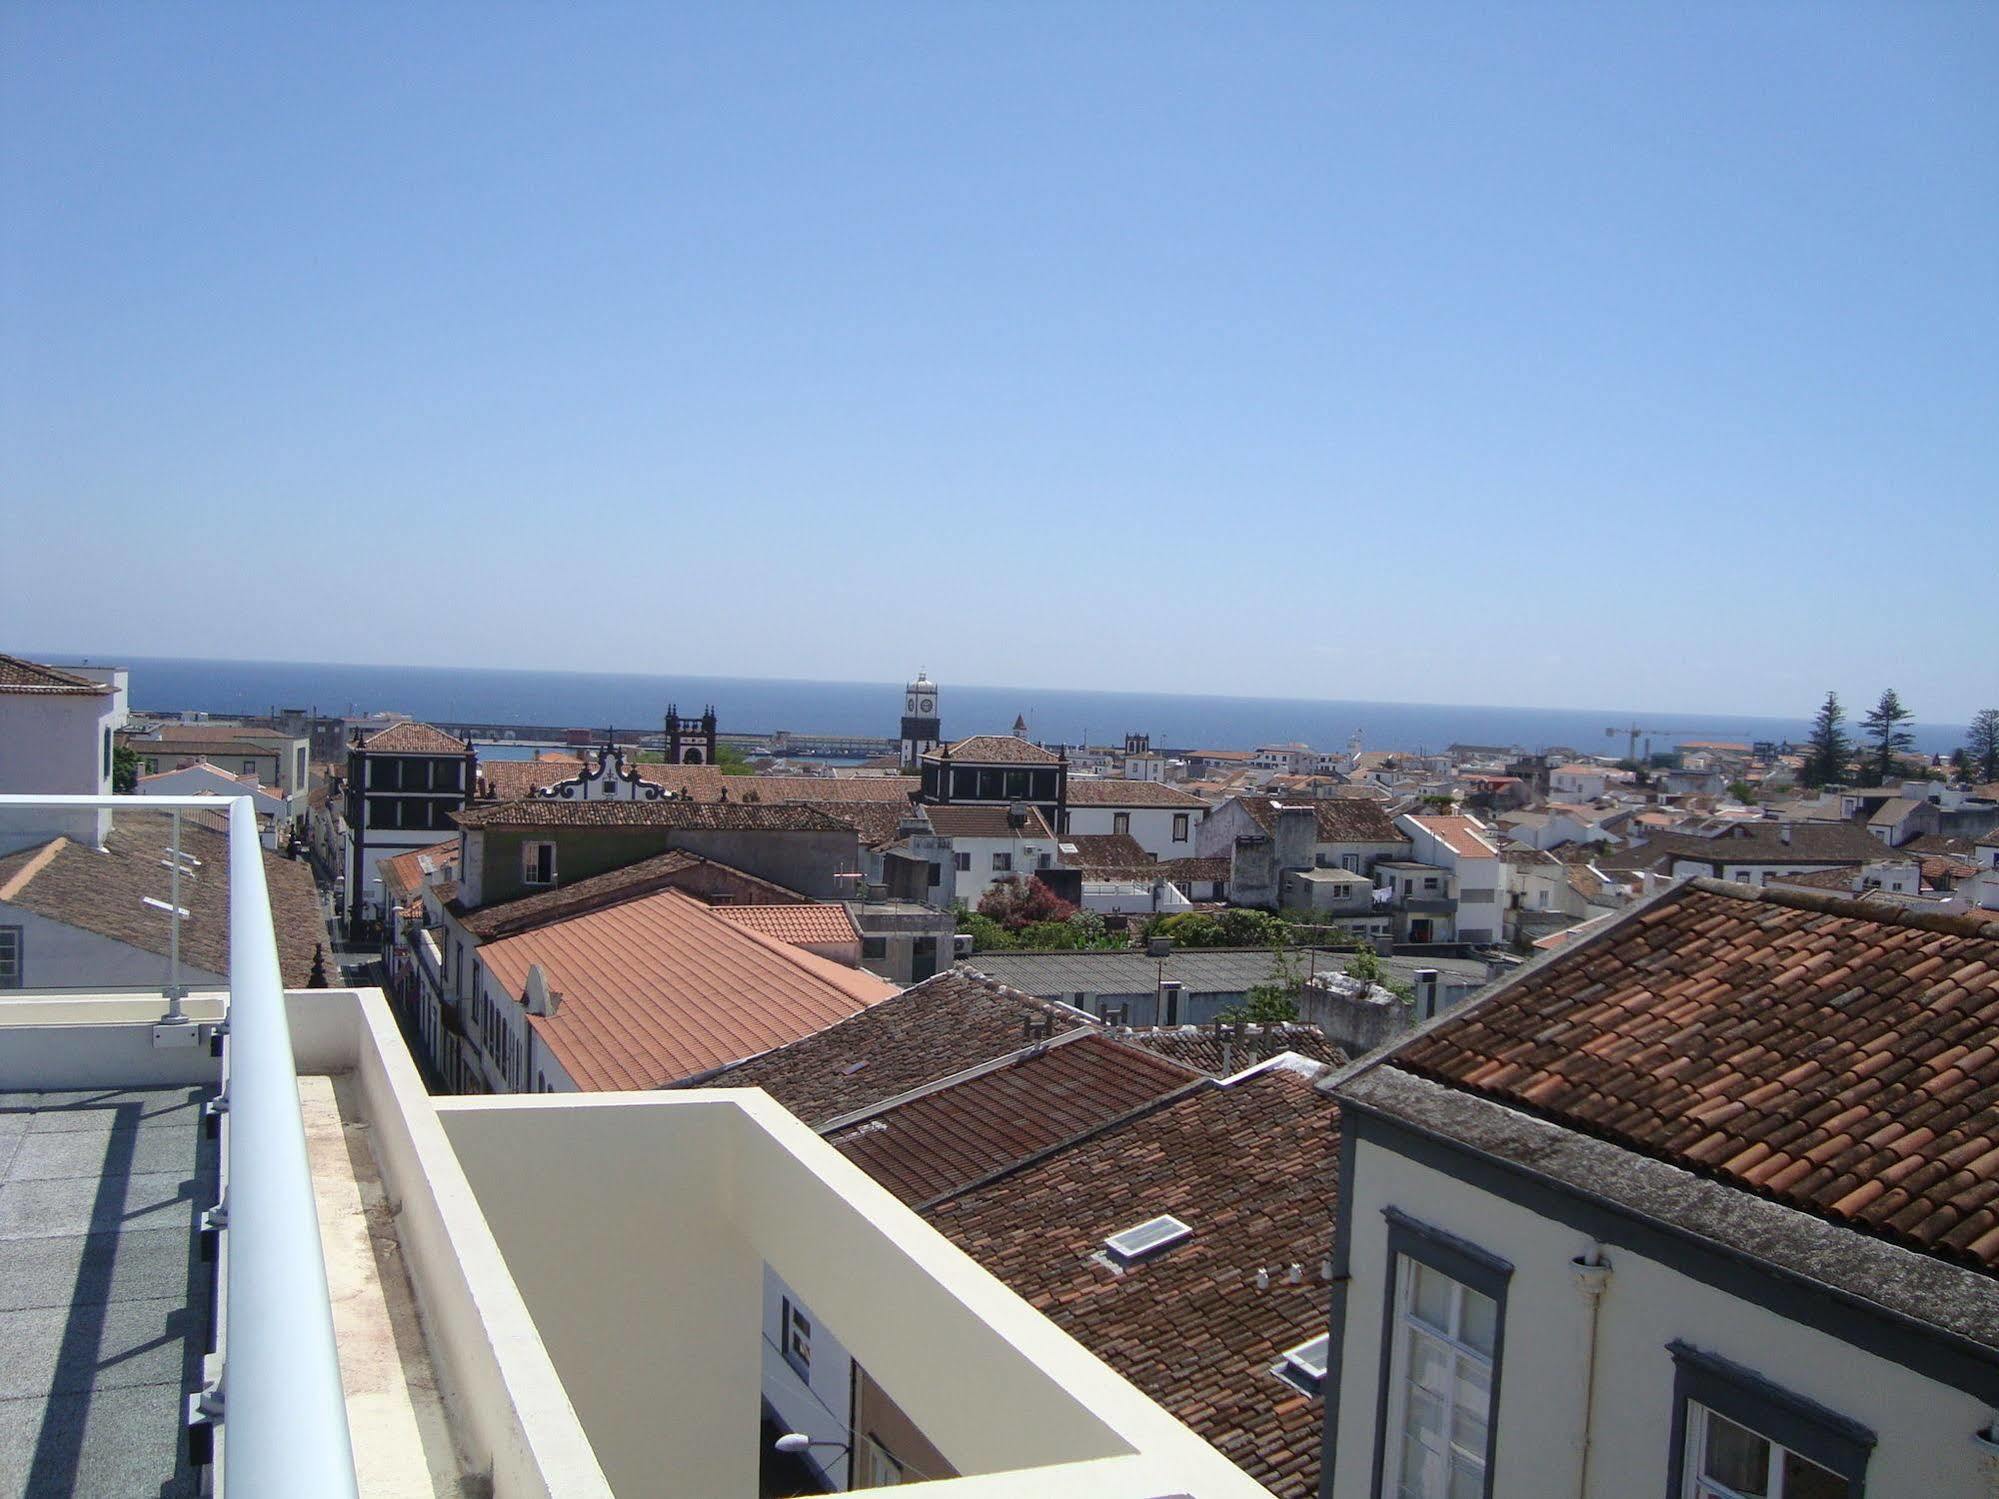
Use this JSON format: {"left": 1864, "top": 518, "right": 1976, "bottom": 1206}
{"left": 899, "top": 671, "right": 941, "bottom": 769}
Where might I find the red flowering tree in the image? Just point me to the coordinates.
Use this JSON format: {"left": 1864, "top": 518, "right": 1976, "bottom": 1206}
{"left": 976, "top": 875, "right": 1078, "bottom": 932}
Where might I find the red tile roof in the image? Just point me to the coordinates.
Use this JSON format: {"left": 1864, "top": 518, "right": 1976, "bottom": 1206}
{"left": 480, "top": 888, "right": 896, "bottom": 1089}
{"left": 377, "top": 838, "right": 463, "bottom": 903}
{"left": 829, "top": 1033, "right": 1203, "bottom": 1205}
{"left": 929, "top": 734, "right": 1062, "bottom": 765}
{"left": 1393, "top": 879, "right": 1999, "bottom": 1272}
{"left": 0, "top": 654, "right": 111, "bottom": 694}
{"left": 925, "top": 1065, "right": 1336, "bottom": 1497}
{"left": 362, "top": 721, "right": 468, "bottom": 754}
{"left": 712, "top": 903, "right": 860, "bottom": 949}
{"left": 1236, "top": 796, "right": 1406, "bottom": 846}
{"left": 696, "top": 970, "right": 1091, "bottom": 1123}
{"left": 451, "top": 799, "right": 854, "bottom": 831}
{"left": 480, "top": 758, "right": 728, "bottom": 803}
{"left": 924, "top": 804, "right": 1058, "bottom": 841}
{"left": 456, "top": 849, "right": 808, "bottom": 940}
{"left": 1065, "top": 779, "right": 1208, "bottom": 809}
{"left": 0, "top": 817, "right": 324, "bottom": 987}
{"left": 1112, "top": 1023, "right": 1346, "bottom": 1074}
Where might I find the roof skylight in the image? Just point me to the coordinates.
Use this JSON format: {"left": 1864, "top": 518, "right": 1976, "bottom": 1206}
{"left": 1103, "top": 1214, "right": 1192, "bottom": 1265}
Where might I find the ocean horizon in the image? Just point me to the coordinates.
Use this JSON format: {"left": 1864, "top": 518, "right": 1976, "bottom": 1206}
{"left": 42, "top": 653, "right": 1971, "bottom": 759}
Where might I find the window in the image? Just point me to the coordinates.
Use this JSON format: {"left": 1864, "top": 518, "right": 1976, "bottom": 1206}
{"left": 1113, "top": 813, "right": 1131, "bottom": 835}
{"left": 1668, "top": 1342, "right": 1870, "bottom": 1499}
{"left": 521, "top": 841, "right": 557, "bottom": 886}
{"left": 781, "top": 1297, "right": 812, "bottom": 1380}
{"left": 954, "top": 852, "right": 972, "bottom": 873}
{"left": 0, "top": 926, "right": 20, "bottom": 988}
{"left": 858, "top": 1436, "right": 903, "bottom": 1487}
{"left": 242, "top": 759, "right": 257, "bottom": 775}
{"left": 103, "top": 727, "right": 112, "bottom": 779}
{"left": 992, "top": 852, "right": 1012, "bottom": 872}
{"left": 1173, "top": 813, "right": 1190, "bottom": 843}
{"left": 373, "top": 799, "right": 400, "bottom": 831}
{"left": 1422, "top": 877, "right": 1440, "bottom": 891}
{"left": 1375, "top": 1210, "right": 1509, "bottom": 1499}
{"left": 926, "top": 863, "right": 941, "bottom": 887}
{"left": 862, "top": 937, "right": 887, "bottom": 962}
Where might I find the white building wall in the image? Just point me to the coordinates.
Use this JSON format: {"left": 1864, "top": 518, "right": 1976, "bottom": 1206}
{"left": 0, "top": 692, "right": 119, "bottom": 849}
{"left": 0, "top": 905, "right": 228, "bottom": 992}
{"left": 948, "top": 832, "right": 1063, "bottom": 907}
{"left": 1331, "top": 1133, "right": 1992, "bottom": 1499}
{"left": 762, "top": 1264, "right": 857, "bottom": 1490}
{"left": 1061, "top": 804, "right": 1201, "bottom": 861}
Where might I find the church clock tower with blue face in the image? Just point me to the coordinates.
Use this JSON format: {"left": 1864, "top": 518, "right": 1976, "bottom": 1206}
{"left": 900, "top": 670, "right": 940, "bottom": 769}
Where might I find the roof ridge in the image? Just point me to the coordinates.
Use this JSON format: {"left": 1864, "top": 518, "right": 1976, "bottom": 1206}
{"left": 912, "top": 1073, "right": 1218, "bottom": 1213}
{"left": 652, "top": 887, "right": 884, "bottom": 1001}
{"left": 0, "top": 837, "right": 68, "bottom": 901}
{"left": 1683, "top": 875, "right": 1999, "bottom": 938}
{"left": 817, "top": 1024, "right": 1118, "bottom": 1132}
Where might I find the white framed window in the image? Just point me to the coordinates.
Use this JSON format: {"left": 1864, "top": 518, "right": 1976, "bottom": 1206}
{"left": 0, "top": 926, "right": 21, "bottom": 988}
{"left": 1383, "top": 1256, "right": 1497, "bottom": 1498}
{"left": 858, "top": 1436, "right": 903, "bottom": 1486}
{"left": 1113, "top": 812, "right": 1131, "bottom": 835}
{"left": 1681, "top": 1404, "right": 1849, "bottom": 1498}
{"left": 242, "top": 759, "right": 256, "bottom": 775}
{"left": 1172, "top": 813, "right": 1190, "bottom": 842}
{"left": 1668, "top": 1342, "right": 1870, "bottom": 1499}
{"left": 1375, "top": 1212, "right": 1509, "bottom": 1499}
{"left": 1343, "top": 853, "right": 1360, "bottom": 871}
{"left": 954, "top": 852, "right": 972, "bottom": 872}
{"left": 992, "top": 852, "right": 1012, "bottom": 872}
{"left": 521, "top": 841, "right": 557, "bottom": 886}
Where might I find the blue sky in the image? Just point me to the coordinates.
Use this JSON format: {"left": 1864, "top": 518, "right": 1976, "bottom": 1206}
{"left": 3, "top": 4, "right": 1994, "bottom": 722}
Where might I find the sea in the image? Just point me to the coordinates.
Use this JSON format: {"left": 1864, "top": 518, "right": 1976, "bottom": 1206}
{"left": 47, "top": 655, "right": 1971, "bottom": 759}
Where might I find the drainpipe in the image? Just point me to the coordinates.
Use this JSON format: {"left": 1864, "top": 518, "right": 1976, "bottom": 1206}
{"left": 1572, "top": 1248, "right": 1611, "bottom": 1499}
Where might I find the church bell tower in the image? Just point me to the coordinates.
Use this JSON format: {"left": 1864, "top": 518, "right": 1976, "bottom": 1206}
{"left": 899, "top": 671, "right": 940, "bottom": 769}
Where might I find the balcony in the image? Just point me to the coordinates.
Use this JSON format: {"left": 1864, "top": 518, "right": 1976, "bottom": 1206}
{"left": 0, "top": 796, "right": 1263, "bottom": 1497}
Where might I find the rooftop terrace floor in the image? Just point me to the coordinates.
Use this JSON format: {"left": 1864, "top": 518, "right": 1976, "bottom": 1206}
{"left": 0, "top": 1084, "right": 214, "bottom": 1498}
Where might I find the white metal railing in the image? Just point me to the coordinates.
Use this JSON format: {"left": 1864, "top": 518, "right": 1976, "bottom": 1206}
{"left": 0, "top": 793, "right": 359, "bottom": 1497}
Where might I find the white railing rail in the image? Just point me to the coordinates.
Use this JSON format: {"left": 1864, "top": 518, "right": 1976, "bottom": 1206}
{"left": 0, "top": 794, "right": 359, "bottom": 1497}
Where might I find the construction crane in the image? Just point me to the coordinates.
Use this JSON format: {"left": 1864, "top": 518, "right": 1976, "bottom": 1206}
{"left": 1605, "top": 723, "right": 1697, "bottom": 762}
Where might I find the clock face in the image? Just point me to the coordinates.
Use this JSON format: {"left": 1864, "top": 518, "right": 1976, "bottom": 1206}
{"left": 907, "top": 697, "right": 915, "bottom": 711}
{"left": 920, "top": 698, "right": 933, "bottom": 713}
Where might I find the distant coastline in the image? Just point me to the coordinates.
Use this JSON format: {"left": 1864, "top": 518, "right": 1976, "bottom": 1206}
{"left": 43, "top": 653, "right": 1972, "bottom": 759}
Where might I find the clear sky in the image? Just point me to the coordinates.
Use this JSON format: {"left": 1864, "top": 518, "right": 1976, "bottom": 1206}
{"left": 3, "top": 4, "right": 1994, "bottom": 722}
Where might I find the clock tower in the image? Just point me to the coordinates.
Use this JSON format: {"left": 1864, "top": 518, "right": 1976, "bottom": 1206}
{"left": 899, "top": 670, "right": 941, "bottom": 769}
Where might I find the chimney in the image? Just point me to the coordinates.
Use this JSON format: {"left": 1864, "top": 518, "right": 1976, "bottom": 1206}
{"left": 1414, "top": 968, "right": 1440, "bottom": 1020}
{"left": 1157, "top": 978, "right": 1184, "bottom": 1025}
{"left": 1780, "top": 824, "right": 1792, "bottom": 846}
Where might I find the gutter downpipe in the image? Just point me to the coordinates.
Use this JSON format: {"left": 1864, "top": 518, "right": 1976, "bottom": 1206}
{"left": 1572, "top": 1248, "right": 1612, "bottom": 1499}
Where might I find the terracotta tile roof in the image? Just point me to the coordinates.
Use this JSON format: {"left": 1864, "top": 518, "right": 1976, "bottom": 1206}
{"left": 1404, "top": 814, "right": 1500, "bottom": 859}
{"left": 132, "top": 721, "right": 293, "bottom": 744}
{"left": 480, "top": 888, "right": 896, "bottom": 1090}
{"left": 925, "top": 1065, "right": 1336, "bottom": 1497}
{"left": 362, "top": 721, "right": 468, "bottom": 755}
{"left": 829, "top": 1033, "right": 1203, "bottom": 1205}
{"left": 1236, "top": 796, "right": 1405, "bottom": 846}
{"left": 797, "top": 801, "right": 911, "bottom": 850}
{"left": 1599, "top": 822, "right": 1891, "bottom": 870}
{"left": 0, "top": 816, "right": 324, "bottom": 986}
{"left": 1392, "top": 878, "right": 1999, "bottom": 1272}
{"left": 713, "top": 902, "right": 860, "bottom": 949}
{"left": 1112, "top": 1023, "right": 1347, "bottom": 1074}
{"left": 723, "top": 775, "right": 918, "bottom": 804}
{"left": 135, "top": 738, "right": 280, "bottom": 761}
{"left": 928, "top": 734, "right": 1062, "bottom": 766}
{"left": 377, "top": 838, "right": 463, "bottom": 903}
{"left": 1920, "top": 853, "right": 1983, "bottom": 883}
{"left": 923, "top": 804, "right": 1058, "bottom": 841}
{"left": 0, "top": 654, "right": 112, "bottom": 694}
{"left": 451, "top": 799, "right": 853, "bottom": 831}
{"left": 1064, "top": 779, "right": 1208, "bottom": 809}
{"left": 696, "top": 970, "right": 1090, "bottom": 1124}
{"left": 1061, "top": 833, "right": 1153, "bottom": 868}
{"left": 456, "top": 849, "right": 808, "bottom": 940}
{"left": 1907, "top": 834, "right": 1979, "bottom": 858}
{"left": 1869, "top": 797, "right": 1925, "bottom": 826}
{"left": 479, "top": 758, "right": 729, "bottom": 802}
{"left": 1189, "top": 749, "right": 1257, "bottom": 763}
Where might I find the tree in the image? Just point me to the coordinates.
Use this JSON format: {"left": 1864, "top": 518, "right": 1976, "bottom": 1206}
{"left": 1726, "top": 780, "right": 1757, "bottom": 805}
{"left": 1860, "top": 689, "right": 1916, "bottom": 786}
{"left": 1800, "top": 692, "right": 1851, "bottom": 789}
{"left": 1965, "top": 709, "right": 1999, "bottom": 784}
{"left": 714, "top": 743, "right": 756, "bottom": 776}
{"left": 112, "top": 745, "right": 141, "bottom": 794}
{"left": 976, "top": 876, "right": 1077, "bottom": 932}
{"left": 1151, "top": 907, "right": 1288, "bottom": 948}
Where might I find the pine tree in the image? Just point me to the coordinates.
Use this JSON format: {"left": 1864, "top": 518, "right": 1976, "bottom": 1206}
{"left": 1860, "top": 689, "right": 1916, "bottom": 786}
{"left": 1800, "top": 692, "right": 1850, "bottom": 789}
{"left": 1966, "top": 708, "right": 1999, "bottom": 784}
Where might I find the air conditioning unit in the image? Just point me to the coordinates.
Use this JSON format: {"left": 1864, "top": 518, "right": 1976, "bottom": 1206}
{"left": 952, "top": 933, "right": 974, "bottom": 959}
